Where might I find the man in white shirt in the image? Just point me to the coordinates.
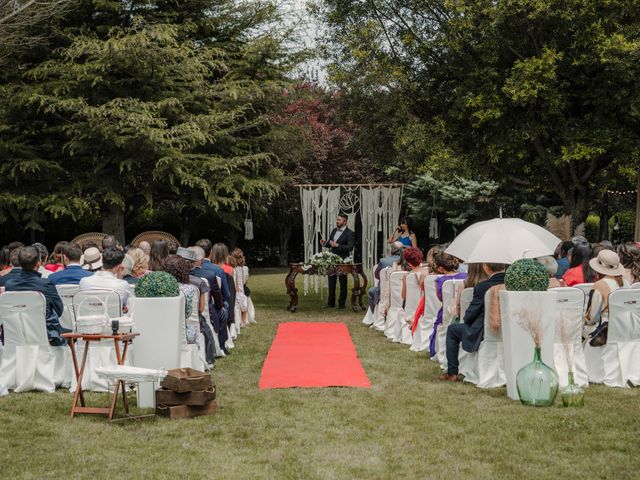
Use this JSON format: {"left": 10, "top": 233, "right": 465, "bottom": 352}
{"left": 79, "top": 247, "right": 132, "bottom": 307}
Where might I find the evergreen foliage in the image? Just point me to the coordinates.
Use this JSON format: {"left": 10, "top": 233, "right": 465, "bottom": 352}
{"left": 0, "top": 0, "right": 301, "bottom": 241}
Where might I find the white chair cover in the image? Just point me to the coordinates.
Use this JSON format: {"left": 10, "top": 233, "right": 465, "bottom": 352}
{"left": 130, "top": 294, "right": 185, "bottom": 407}
{"left": 372, "top": 267, "right": 391, "bottom": 331}
{"left": 458, "top": 287, "right": 478, "bottom": 384}
{"left": 0, "top": 291, "right": 71, "bottom": 392}
{"left": 362, "top": 266, "right": 378, "bottom": 326}
{"left": 410, "top": 275, "right": 440, "bottom": 352}
{"left": 436, "top": 279, "right": 466, "bottom": 370}
{"left": 398, "top": 272, "right": 421, "bottom": 345}
{"left": 384, "top": 272, "right": 406, "bottom": 341}
{"left": 247, "top": 295, "right": 256, "bottom": 324}
{"left": 182, "top": 289, "right": 207, "bottom": 372}
{"left": 70, "top": 289, "right": 124, "bottom": 393}
{"left": 499, "top": 291, "right": 556, "bottom": 400}
{"left": 574, "top": 283, "right": 594, "bottom": 311}
{"left": 553, "top": 288, "right": 589, "bottom": 387}
{"left": 56, "top": 284, "right": 79, "bottom": 331}
{"left": 603, "top": 289, "right": 640, "bottom": 387}
{"left": 477, "top": 290, "right": 504, "bottom": 388}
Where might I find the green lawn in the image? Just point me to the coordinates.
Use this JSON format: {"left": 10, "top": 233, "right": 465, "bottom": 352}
{"left": 1, "top": 268, "right": 639, "bottom": 479}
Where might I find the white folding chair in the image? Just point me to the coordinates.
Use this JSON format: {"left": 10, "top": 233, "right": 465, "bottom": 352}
{"left": 56, "top": 284, "right": 79, "bottom": 331}
{"left": 70, "top": 289, "right": 124, "bottom": 393}
{"left": 436, "top": 279, "right": 466, "bottom": 370}
{"left": 410, "top": 275, "right": 440, "bottom": 353}
{"left": 372, "top": 267, "right": 391, "bottom": 332}
{"left": 384, "top": 271, "right": 406, "bottom": 341}
{"left": 458, "top": 287, "right": 478, "bottom": 383}
{"left": 603, "top": 289, "right": 640, "bottom": 387}
{"left": 553, "top": 287, "right": 589, "bottom": 387}
{"left": 0, "top": 291, "right": 70, "bottom": 392}
{"left": 130, "top": 294, "right": 185, "bottom": 407}
{"left": 398, "top": 272, "right": 422, "bottom": 345}
{"left": 500, "top": 291, "right": 557, "bottom": 400}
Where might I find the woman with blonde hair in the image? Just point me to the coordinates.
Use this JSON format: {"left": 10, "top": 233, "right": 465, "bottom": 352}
{"left": 617, "top": 242, "right": 640, "bottom": 285}
{"left": 231, "top": 248, "right": 255, "bottom": 326}
{"left": 127, "top": 247, "right": 149, "bottom": 278}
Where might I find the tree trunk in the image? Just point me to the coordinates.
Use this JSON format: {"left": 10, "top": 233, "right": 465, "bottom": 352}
{"left": 279, "top": 224, "right": 292, "bottom": 267}
{"left": 599, "top": 192, "right": 609, "bottom": 241}
{"left": 180, "top": 224, "right": 190, "bottom": 247}
{"left": 228, "top": 228, "right": 238, "bottom": 249}
{"left": 635, "top": 172, "right": 640, "bottom": 242}
{"left": 102, "top": 203, "right": 125, "bottom": 245}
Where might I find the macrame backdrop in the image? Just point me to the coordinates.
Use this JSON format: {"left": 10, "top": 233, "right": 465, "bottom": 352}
{"left": 301, "top": 187, "right": 341, "bottom": 263}
{"left": 300, "top": 185, "right": 403, "bottom": 275}
{"left": 360, "top": 187, "right": 403, "bottom": 273}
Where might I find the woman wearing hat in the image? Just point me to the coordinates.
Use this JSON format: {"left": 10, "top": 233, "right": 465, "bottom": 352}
{"left": 584, "top": 249, "right": 628, "bottom": 338}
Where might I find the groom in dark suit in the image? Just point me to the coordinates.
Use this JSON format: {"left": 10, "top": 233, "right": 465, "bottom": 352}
{"left": 320, "top": 212, "right": 356, "bottom": 309}
{"left": 440, "top": 262, "right": 508, "bottom": 381}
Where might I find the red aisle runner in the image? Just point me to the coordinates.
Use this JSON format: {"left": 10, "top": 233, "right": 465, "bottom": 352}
{"left": 259, "top": 322, "right": 371, "bottom": 389}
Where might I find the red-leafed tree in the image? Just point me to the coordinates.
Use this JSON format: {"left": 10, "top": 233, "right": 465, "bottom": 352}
{"left": 266, "top": 82, "right": 381, "bottom": 265}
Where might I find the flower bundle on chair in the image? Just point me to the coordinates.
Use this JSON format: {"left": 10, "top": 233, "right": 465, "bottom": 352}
{"left": 505, "top": 259, "right": 549, "bottom": 292}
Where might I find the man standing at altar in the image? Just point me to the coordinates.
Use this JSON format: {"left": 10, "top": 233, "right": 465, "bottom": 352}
{"left": 320, "top": 212, "right": 356, "bottom": 309}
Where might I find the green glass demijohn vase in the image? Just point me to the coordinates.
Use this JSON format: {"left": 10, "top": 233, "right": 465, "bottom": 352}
{"left": 560, "top": 371, "right": 585, "bottom": 407}
{"left": 516, "top": 346, "right": 559, "bottom": 406}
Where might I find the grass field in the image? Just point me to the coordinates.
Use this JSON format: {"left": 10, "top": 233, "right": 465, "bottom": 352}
{"left": 1, "top": 268, "right": 640, "bottom": 479}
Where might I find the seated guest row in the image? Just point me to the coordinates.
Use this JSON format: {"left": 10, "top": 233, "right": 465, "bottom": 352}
{"left": 0, "top": 236, "right": 256, "bottom": 392}
{"left": 365, "top": 239, "right": 640, "bottom": 388}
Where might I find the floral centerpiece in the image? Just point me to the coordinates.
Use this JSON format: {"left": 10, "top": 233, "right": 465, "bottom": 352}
{"left": 304, "top": 252, "right": 344, "bottom": 275}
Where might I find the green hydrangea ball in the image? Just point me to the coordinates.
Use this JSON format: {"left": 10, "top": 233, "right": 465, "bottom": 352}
{"left": 134, "top": 271, "right": 180, "bottom": 298}
{"left": 505, "top": 259, "right": 549, "bottom": 292}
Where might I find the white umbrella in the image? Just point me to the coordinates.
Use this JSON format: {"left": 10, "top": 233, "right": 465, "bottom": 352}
{"left": 445, "top": 218, "right": 561, "bottom": 264}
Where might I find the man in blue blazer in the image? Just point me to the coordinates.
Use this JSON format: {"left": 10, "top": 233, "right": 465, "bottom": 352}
{"left": 5, "top": 246, "right": 67, "bottom": 346}
{"left": 49, "top": 243, "right": 94, "bottom": 285}
{"left": 440, "top": 263, "right": 508, "bottom": 381}
{"left": 193, "top": 240, "right": 230, "bottom": 355}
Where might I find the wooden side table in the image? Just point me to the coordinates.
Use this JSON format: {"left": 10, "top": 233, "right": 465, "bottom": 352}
{"left": 62, "top": 332, "right": 139, "bottom": 421}
{"left": 285, "top": 263, "right": 368, "bottom": 312}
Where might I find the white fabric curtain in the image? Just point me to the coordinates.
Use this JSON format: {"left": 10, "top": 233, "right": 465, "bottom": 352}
{"left": 301, "top": 187, "right": 341, "bottom": 263}
{"left": 359, "top": 186, "right": 403, "bottom": 273}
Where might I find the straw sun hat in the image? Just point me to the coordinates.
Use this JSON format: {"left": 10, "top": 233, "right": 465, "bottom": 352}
{"left": 82, "top": 247, "right": 102, "bottom": 270}
{"left": 589, "top": 249, "right": 625, "bottom": 277}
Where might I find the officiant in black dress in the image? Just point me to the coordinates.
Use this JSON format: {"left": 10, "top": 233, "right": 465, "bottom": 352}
{"left": 320, "top": 212, "right": 356, "bottom": 309}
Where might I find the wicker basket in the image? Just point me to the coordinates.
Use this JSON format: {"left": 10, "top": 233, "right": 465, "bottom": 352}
{"left": 71, "top": 232, "right": 109, "bottom": 251}
{"left": 75, "top": 296, "right": 109, "bottom": 334}
{"left": 131, "top": 231, "right": 180, "bottom": 248}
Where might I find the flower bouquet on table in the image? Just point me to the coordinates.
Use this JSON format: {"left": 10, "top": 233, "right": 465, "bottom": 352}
{"left": 305, "top": 252, "right": 344, "bottom": 276}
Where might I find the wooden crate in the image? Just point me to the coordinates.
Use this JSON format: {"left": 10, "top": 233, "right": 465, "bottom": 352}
{"left": 160, "top": 368, "right": 211, "bottom": 393}
{"left": 155, "top": 386, "right": 216, "bottom": 406}
{"left": 156, "top": 401, "right": 217, "bottom": 419}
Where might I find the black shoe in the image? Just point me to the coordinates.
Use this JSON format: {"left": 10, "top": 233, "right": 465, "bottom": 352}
{"left": 222, "top": 347, "right": 231, "bottom": 355}
{"left": 322, "top": 304, "right": 335, "bottom": 309}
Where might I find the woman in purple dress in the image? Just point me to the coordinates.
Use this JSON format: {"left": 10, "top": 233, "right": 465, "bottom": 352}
{"left": 429, "top": 251, "right": 466, "bottom": 358}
